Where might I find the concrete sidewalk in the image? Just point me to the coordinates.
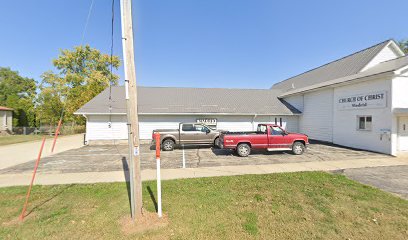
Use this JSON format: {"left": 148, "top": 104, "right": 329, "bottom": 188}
{"left": 0, "top": 134, "right": 84, "bottom": 170}
{"left": 1, "top": 156, "right": 407, "bottom": 187}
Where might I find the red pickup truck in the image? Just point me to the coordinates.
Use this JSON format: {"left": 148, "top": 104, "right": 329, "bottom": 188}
{"left": 219, "top": 124, "right": 309, "bottom": 157}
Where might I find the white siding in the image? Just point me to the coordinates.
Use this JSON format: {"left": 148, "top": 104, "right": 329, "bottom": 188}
{"left": 0, "top": 110, "right": 12, "bottom": 131}
{"left": 391, "top": 72, "right": 408, "bottom": 155}
{"left": 139, "top": 115, "right": 298, "bottom": 139}
{"left": 333, "top": 78, "right": 393, "bottom": 154}
{"left": 392, "top": 75, "right": 408, "bottom": 108}
{"left": 139, "top": 115, "right": 192, "bottom": 140}
{"left": 86, "top": 114, "right": 300, "bottom": 141}
{"left": 86, "top": 115, "right": 128, "bottom": 141}
{"left": 284, "top": 95, "right": 304, "bottom": 112}
{"left": 299, "top": 89, "right": 334, "bottom": 142}
{"left": 361, "top": 44, "right": 401, "bottom": 71}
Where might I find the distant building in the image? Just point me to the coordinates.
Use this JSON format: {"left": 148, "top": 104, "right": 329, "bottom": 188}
{"left": 0, "top": 106, "right": 13, "bottom": 133}
{"left": 75, "top": 39, "right": 408, "bottom": 155}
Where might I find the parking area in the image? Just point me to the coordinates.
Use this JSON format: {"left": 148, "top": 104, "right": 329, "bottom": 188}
{"left": 0, "top": 141, "right": 390, "bottom": 175}
{"left": 342, "top": 165, "right": 408, "bottom": 200}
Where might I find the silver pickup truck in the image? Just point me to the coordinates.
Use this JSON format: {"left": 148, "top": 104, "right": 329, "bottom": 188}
{"left": 152, "top": 123, "right": 222, "bottom": 151}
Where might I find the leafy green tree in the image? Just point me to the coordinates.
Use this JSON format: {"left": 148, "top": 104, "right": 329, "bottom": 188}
{"left": 0, "top": 67, "right": 37, "bottom": 126}
{"left": 37, "top": 45, "right": 120, "bottom": 125}
{"left": 398, "top": 39, "right": 408, "bottom": 54}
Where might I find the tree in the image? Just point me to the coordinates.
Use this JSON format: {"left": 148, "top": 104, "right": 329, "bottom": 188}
{"left": 37, "top": 45, "right": 120, "bottom": 124}
{"left": 398, "top": 39, "right": 408, "bottom": 54}
{"left": 0, "top": 67, "right": 37, "bottom": 126}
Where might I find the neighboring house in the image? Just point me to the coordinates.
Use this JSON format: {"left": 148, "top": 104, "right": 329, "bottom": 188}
{"left": 274, "top": 39, "right": 408, "bottom": 156}
{"left": 0, "top": 106, "right": 13, "bottom": 132}
{"left": 74, "top": 87, "right": 300, "bottom": 144}
{"left": 75, "top": 39, "right": 408, "bottom": 155}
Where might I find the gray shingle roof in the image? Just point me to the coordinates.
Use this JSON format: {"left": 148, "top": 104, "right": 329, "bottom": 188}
{"left": 280, "top": 55, "right": 408, "bottom": 97}
{"left": 271, "top": 39, "right": 395, "bottom": 92}
{"left": 75, "top": 86, "right": 301, "bottom": 115}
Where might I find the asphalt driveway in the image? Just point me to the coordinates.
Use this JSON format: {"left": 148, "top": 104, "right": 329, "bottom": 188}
{"left": 0, "top": 141, "right": 389, "bottom": 175}
{"left": 342, "top": 165, "right": 408, "bottom": 200}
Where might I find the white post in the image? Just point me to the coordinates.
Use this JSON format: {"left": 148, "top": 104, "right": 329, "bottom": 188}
{"left": 156, "top": 157, "right": 162, "bottom": 217}
{"left": 154, "top": 133, "right": 162, "bottom": 218}
{"left": 182, "top": 144, "right": 186, "bottom": 168}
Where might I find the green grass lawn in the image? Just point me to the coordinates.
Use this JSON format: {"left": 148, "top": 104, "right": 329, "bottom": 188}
{"left": 0, "top": 135, "right": 51, "bottom": 146}
{"left": 1, "top": 172, "right": 407, "bottom": 239}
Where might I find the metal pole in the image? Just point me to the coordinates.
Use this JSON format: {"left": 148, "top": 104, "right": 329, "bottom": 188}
{"left": 155, "top": 133, "right": 162, "bottom": 217}
{"left": 19, "top": 136, "right": 47, "bottom": 221}
{"left": 51, "top": 119, "right": 62, "bottom": 153}
{"left": 120, "top": 0, "right": 143, "bottom": 219}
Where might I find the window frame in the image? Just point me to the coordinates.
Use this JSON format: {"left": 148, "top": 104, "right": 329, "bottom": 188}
{"left": 357, "top": 115, "right": 372, "bottom": 131}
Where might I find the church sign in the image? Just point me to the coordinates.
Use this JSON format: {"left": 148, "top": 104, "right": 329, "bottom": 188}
{"left": 337, "top": 91, "right": 386, "bottom": 110}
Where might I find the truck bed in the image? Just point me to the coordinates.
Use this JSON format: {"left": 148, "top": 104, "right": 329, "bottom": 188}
{"left": 221, "top": 131, "right": 266, "bottom": 135}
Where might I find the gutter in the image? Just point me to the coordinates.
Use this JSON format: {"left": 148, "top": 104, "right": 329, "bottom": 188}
{"left": 74, "top": 112, "right": 301, "bottom": 116}
{"left": 279, "top": 71, "right": 395, "bottom": 98}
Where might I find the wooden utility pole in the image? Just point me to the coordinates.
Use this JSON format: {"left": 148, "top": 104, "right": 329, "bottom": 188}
{"left": 120, "top": 0, "right": 143, "bottom": 219}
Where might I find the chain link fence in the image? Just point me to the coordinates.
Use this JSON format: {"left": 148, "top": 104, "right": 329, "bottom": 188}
{"left": 12, "top": 124, "right": 85, "bottom": 136}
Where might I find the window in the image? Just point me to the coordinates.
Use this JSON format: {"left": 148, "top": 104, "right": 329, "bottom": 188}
{"left": 194, "top": 124, "right": 209, "bottom": 132}
{"left": 357, "top": 116, "right": 372, "bottom": 131}
{"left": 182, "top": 124, "right": 194, "bottom": 131}
{"left": 257, "top": 125, "right": 267, "bottom": 133}
{"left": 279, "top": 118, "right": 282, "bottom": 127}
{"left": 271, "top": 126, "right": 284, "bottom": 135}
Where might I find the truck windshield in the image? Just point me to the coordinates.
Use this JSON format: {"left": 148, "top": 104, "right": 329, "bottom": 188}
{"left": 271, "top": 126, "right": 284, "bottom": 135}
{"left": 195, "top": 124, "right": 209, "bottom": 132}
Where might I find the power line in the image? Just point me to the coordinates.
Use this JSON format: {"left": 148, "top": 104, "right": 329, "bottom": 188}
{"left": 81, "top": 0, "right": 95, "bottom": 46}
{"left": 108, "top": 0, "right": 115, "bottom": 127}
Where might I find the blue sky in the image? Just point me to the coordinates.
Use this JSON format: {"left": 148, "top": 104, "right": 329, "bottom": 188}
{"left": 0, "top": 0, "right": 407, "bottom": 89}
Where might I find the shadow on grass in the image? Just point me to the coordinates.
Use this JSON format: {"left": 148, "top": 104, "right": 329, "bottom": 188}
{"left": 147, "top": 186, "right": 158, "bottom": 212}
{"left": 25, "top": 184, "right": 75, "bottom": 218}
{"left": 122, "top": 156, "right": 158, "bottom": 214}
{"left": 121, "top": 156, "right": 132, "bottom": 213}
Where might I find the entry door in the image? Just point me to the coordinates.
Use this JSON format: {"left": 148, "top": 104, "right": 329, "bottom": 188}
{"left": 398, "top": 117, "right": 408, "bottom": 151}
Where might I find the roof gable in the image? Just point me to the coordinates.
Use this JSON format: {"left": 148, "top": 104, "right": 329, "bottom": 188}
{"left": 360, "top": 40, "right": 405, "bottom": 71}
{"left": 271, "top": 39, "right": 400, "bottom": 92}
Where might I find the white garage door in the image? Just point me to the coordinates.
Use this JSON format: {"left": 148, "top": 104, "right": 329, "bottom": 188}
{"left": 300, "top": 89, "right": 334, "bottom": 142}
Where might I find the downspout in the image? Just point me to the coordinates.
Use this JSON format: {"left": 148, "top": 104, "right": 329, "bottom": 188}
{"left": 252, "top": 114, "right": 257, "bottom": 131}
{"left": 82, "top": 114, "right": 88, "bottom": 145}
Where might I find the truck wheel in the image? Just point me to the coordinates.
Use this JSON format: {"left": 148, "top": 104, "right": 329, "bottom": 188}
{"left": 162, "top": 139, "right": 175, "bottom": 151}
{"left": 237, "top": 143, "right": 251, "bottom": 157}
{"left": 213, "top": 137, "right": 220, "bottom": 148}
{"left": 292, "top": 142, "right": 305, "bottom": 155}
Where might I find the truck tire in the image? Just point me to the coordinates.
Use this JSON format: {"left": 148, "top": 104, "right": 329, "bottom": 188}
{"left": 162, "top": 139, "right": 175, "bottom": 151}
{"left": 237, "top": 143, "right": 251, "bottom": 157}
{"left": 213, "top": 137, "right": 220, "bottom": 148}
{"left": 292, "top": 142, "right": 305, "bottom": 155}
